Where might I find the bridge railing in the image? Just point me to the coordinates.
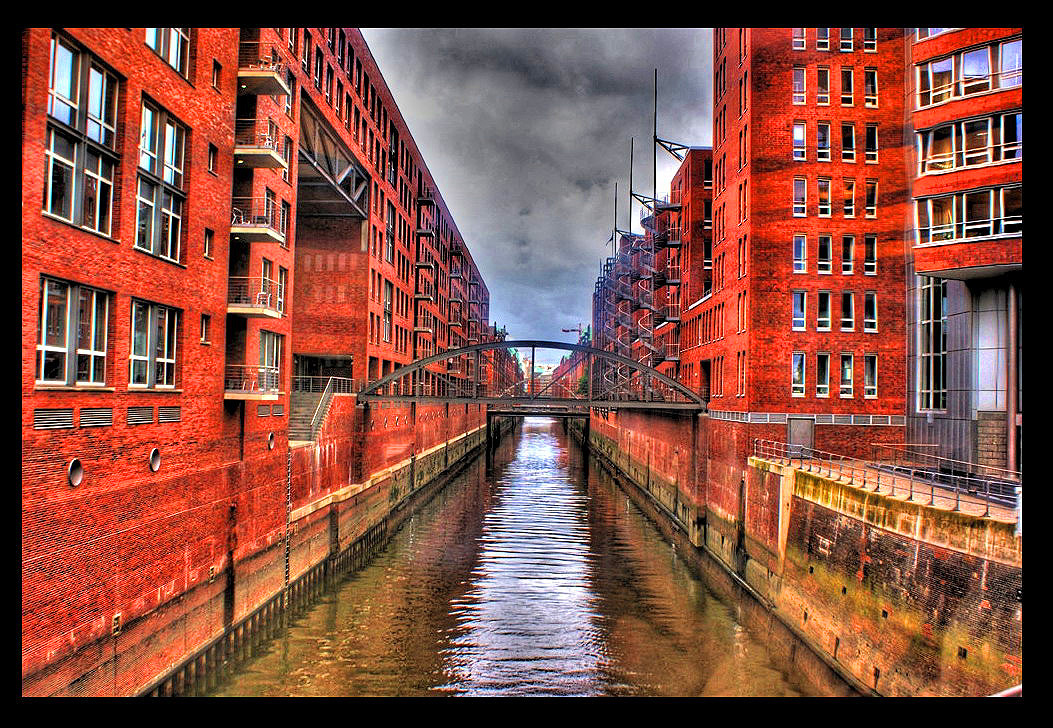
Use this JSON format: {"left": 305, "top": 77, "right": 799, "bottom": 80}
{"left": 752, "top": 439, "right": 1020, "bottom": 524}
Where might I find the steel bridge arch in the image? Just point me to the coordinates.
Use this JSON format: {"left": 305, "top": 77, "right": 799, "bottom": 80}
{"left": 357, "top": 339, "right": 705, "bottom": 411}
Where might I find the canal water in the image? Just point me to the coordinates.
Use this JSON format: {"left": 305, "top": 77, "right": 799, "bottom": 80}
{"left": 209, "top": 417, "right": 811, "bottom": 697}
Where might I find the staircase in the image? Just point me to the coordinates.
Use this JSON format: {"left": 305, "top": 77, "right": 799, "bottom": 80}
{"left": 289, "top": 390, "right": 326, "bottom": 441}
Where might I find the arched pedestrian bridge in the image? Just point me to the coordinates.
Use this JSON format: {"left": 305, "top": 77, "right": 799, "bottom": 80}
{"left": 357, "top": 340, "right": 706, "bottom": 415}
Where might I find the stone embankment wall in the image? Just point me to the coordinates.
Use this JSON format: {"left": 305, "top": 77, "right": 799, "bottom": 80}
{"left": 578, "top": 410, "right": 1022, "bottom": 697}
{"left": 22, "top": 398, "right": 494, "bottom": 697}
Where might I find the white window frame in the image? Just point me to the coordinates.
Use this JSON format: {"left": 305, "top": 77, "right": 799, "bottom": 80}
{"left": 793, "top": 66, "right": 806, "bottom": 104}
{"left": 792, "top": 352, "right": 806, "bottom": 397}
{"left": 818, "top": 178, "right": 831, "bottom": 217}
{"left": 841, "top": 291, "right": 854, "bottom": 331}
{"left": 865, "top": 180, "right": 877, "bottom": 218}
{"left": 818, "top": 234, "right": 832, "bottom": 274}
{"left": 817, "top": 28, "right": 830, "bottom": 51}
{"left": 863, "top": 28, "right": 877, "bottom": 52}
{"left": 793, "top": 122, "right": 806, "bottom": 161}
{"left": 817, "top": 291, "right": 831, "bottom": 331}
{"left": 817, "top": 122, "right": 831, "bottom": 161}
{"left": 817, "top": 66, "right": 830, "bottom": 105}
{"left": 793, "top": 177, "right": 807, "bottom": 216}
{"left": 917, "top": 276, "right": 947, "bottom": 411}
{"left": 792, "top": 290, "right": 807, "bottom": 330}
{"left": 865, "top": 124, "right": 879, "bottom": 163}
{"left": 864, "top": 234, "right": 877, "bottom": 274}
{"left": 816, "top": 352, "right": 830, "bottom": 397}
{"left": 129, "top": 299, "right": 178, "bottom": 389}
{"left": 864, "top": 292, "right": 878, "bottom": 332}
{"left": 146, "top": 28, "right": 190, "bottom": 78}
{"left": 792, "top": 28, "right": 805, "bottom": 50}
{"left": 840, "top": 28, "right": 853, "bottom": 52}
{"left": 841, "top": 122, "right": 855, "bottom": 162}
{"left": 841, "top": 66, "right": 854, "bottom": 106}
{"left": 864, "top": 68, "right": 878, "bottom": 107}
{"left": 840, "top": 353, "right": 854, "bottom": 397}
{"left": 864, "top": 354, "right": 877, "bottom": 398}
{"left": 844, "top": 178, "right": 856, "bottom": 218}
{"left": 793, "top": 234, "right": 807, "bottom": 273}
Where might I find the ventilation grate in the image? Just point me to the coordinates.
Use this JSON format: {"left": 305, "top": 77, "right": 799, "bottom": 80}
{"left": 158, "top": 406, "right": 181, "bottom": 423}
{"left": 127, "top": 406, "right": 154, "bottom": 426}
{"left": 258, "top": 405, "right": 271, "bottom": 417}
{"left": 814, "top": 414, "right": 833, "bottom": 425}
{"left": 79, "top": 407, "right": 113, "bottom": 428}
{"left": 272, "top": 404, "right": 284, "bottom": 417}
{"left": 34, "top": 408, "right": 74, "bottom": 430}
{"left": 833, "top": 414, "right": 853, "bottom": 425}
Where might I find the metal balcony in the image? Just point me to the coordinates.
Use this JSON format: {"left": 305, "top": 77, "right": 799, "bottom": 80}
{"left": 237, "top": 42, "right": 291, "bottom": 97}
{"left": 234, "top": 118, "right": 287, "bottom": 169}
{"left": 230, "top": 197, "right": 286, "bottom": 244}
{"left": 224, "top": 365, "right": 281, "bottom": 401}
{"left": 227, "top": 277, "right": 284, "bottom": 318}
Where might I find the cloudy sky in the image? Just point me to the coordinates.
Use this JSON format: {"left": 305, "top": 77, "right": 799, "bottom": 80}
{"left": 361, "top": 29, "right": 713, "bottom": 365}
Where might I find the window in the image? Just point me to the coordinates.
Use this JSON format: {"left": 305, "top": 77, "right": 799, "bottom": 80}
{"left": 204, "top": 228, "right": 214, "bottom": 259}
{"left": 278, "top": 267, "right": 288, "bottom": 314}
{"left": 792, "top": 291, "right": 806, "bottom": 330}
{"left": 843, "top": 179, "right": 856, "bottom": 217}
{"left": 918, "top": 276, "right": 947, "bottom": 410}
{"left": 864, "top": 235, "right": 877, "bottom": 274}
{"left": 863, "top": 28, "right": 877, "bottom": 52}
{"left": 838, "top": 235, "right": 854, "bottom": 274}
{"left": 865, "top": 180, "right": 877, "bottom": 217}
{"left": 285, "top": 72, "right": 296, "bottom": 118}
{"left": 865, "top": 124, "right": 878, "bottom": 163}
{"left": 793, "top": 67, "right": 806, "bottom": 104}
{"left": 840, "top": 28, "right": 853, "bottom": 52}
{"left": 840, "top": 122, "right": 856, "bottom": 163}
{"left": 793, "top": 234, "right": 807, "bottom": 272}
{"left": 36, "top": 278, "right": 109, "bottom": 386}
{"left": 44, "top": 35, "right": 118, "bottom": 235}
{"left": 916, "top": 28, "right": 954, "bottom": 41}
{"left": 840, "top": 354, "right": 853, "bottom": 397}
{"left": 915, "top": 186, "right": 1021, "bottom": 243}
{"left": 260, "top": 331, "right": 283, "bottom": 390}
{"left": 818, "top": 235, "right": 832, "bottom": 273}
{"left": 817, "top": 67, "right": 830, "bottom": 105}
{"left": 146, "top": 28, "right": 190, "bottom": 78}
{"left": 129, "top": 299, "right": 178, "bottom": 388}
{"left": 211, "top": 60, "right": 221, "bottom": 90}
{"left": 864, "top": 292, "right": 877, "bottom": 331}
{"left": 818, "top": 178, "right": 831, "bottom": 217}
{"left": 817, "top": 291, "right": 831, "bottom": 330}
{"left": 817, "top": 122, "right": 831, "bottom": 161}
{"left": 136, "top": 101, "right": 186, "bottom": 262}
{"left": 918, "top": 112, "right": 1022, "bottom": 174}
{"left": 792, "top": 353, "right": 805, "bottom": 396}
{"left": 864, "top": 68, "right": 878, "bottom": 107}
{"left": 325, "top": 65, "right": 333, "bottom": 104}
{"left": 816, "top": 353, "right": 830, "bottom": 397}
{"left": 864, "top": 354, "right": 877, "bottom": 397}
{"left": 841, "top": 292, "right": 854, "bottom": 330}
{"left": 793, "top": 28, "right": 805, "bottom": 50}
{"left": 793, "top": 122, "right": 806, "bottom": 160}
{"left": 817, "top": 28, "right": 830, "bottom": 51}
{"left": 793, "top": 177, "right": 806, "bottom": 216}
{"left": 917, "top": 38, "right": 1021, "bottom": 108}
{"left": 208, "top": 143, "right": 217, "bottom": 173}
{"left": 841, "top": 67, "right": 853, "bottom": 105}
{"left": 314, "top": 47, "right": 323, "bottom": 89}
{"left": 383, "top": 280, "right": 393, "bottom": 342}
{"left": 200, "top": 314, "right": 210, "bottom": 344}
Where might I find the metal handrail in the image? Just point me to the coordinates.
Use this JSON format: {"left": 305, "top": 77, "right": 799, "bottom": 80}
{"left": 291, "top": 376, "right": 355, "bottom": 394}
{"left": 237, "top": 42, "right": 287, "bottom": 74}
{"left": 224, "top": 364, "right": 280, "bottom": 393}
{"left": 308, "top": 377, "right": 334, "bottom": 439}
{"left": 228, "top": 277, "right": 283, "bottom": 310}
{"left": 870, "top": 442, "right": 1021, "bottom": 483}
{"left": 231, "top": 196, "right": 281, "bottom": 232}
{"left": 752, "top": 438, "right": 1020, "bottom": 523}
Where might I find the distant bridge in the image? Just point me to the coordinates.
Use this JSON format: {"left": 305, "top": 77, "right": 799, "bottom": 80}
{"left": 357, "top": 340, "right": 706, "bottom": 415}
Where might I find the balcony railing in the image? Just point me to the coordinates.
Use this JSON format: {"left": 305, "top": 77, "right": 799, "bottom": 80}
{"left": 228, "top": 277, "right": 284, "bottom": 317}
{"left": 291, "top": 376, "right": 356, "bottom": 394}
{"left": 237, "top": 42, "right": 290, "bottom": 96}
{"left": 234, "top": 118, "right": 287, "bottom": 168}
{"left": 225, "top": 365, "right": 280, "bottom": 394}
{"left": 919, "top": 141, "right": 1022, "bottom": 175}
{"left": 915, "top": 215, "right": 1022, "bottom": 245}
{"left": 231, "top": 197, "right": 285, "bottom": 243}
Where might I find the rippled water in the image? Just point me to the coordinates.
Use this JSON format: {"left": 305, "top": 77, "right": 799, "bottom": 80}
{"left": 209, "top": 418, "right": 809, "bottom": 697}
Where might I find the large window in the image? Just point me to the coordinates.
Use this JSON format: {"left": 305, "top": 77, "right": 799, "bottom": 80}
{"left": 843, "top": 178, "right": 856, "bottom": 217}
{"left": 918, "top": 276, "right": 947, "bottom": 411}
{"left": 840, "top": 354, "right": 854, "bottom": 397}
{"left": 917, "top": 38, "right": 1021, "bottom": 108}
{"left": 865, "top": 124, "right": 879, "bottom": 162}
{"left": 792, "top": 67, "right": 805, "bottom": 104}
{"left": 817, "top": 291, "right": 831, "bottom": 330}
{"left": 818, "top": 178, "right": 831, "bottom": 217}
{"left": 864, "top": 292, "right": 877, "bottom": 331}
{"left": 44, "top": 34, "right": 118, "bottom": 236}
{"left": 917, "top": 112, "right": 1022, "bottom": 174}
{"left": 36, "top": 278, "right": 109, "bottom": 386}
{"left": 842, "top": 235, "right": 854, "bottom": 274}
{"left": 817, "top": 66, "right": 830, "bottom": 105}
{"left": 793, "top": 177, "right": 806, "bottom": 216}
{"left": 818, "top": 234, "right": 832, "bottom": 273}
{"left": 137, "top": 100, "right": 187, "bottom": 262}
{"left": 129, "top": 299, "right": 178, "bottom": 388}
{"left": 146, "top": 28, "right": 190, "bottom": 78}
{"left": 864, "top": 354, "right": 878, "bottom": 398}
{"left": 841, "top": 67, "right": 853, "bottom": 105}
{"left": 793, "top": 234, "right": 807, "bottom": 272}
{"left": 817, "top": 122, "right": 831, "bottom": 161}
{"left": 260, "top": 331, "right": 283, "bottom": 390}
{"left": 793, "top": 122, "right": 806, "bottom": 161}
{"left": 841, "top": 292, "right": 854, "bottom": 331}
{"left": 841, "top": 123, "right": 855, "bottom": 162}
{"left": 915, "top": 186, "right": 1022, "bottom": 243}
{"left": 864, "top": 68, "right": 878, "bottom": 107}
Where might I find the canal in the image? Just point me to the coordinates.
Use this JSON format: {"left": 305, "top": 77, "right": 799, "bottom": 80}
{"left": 208, "top": 417, "right": 813, "bottom": 697}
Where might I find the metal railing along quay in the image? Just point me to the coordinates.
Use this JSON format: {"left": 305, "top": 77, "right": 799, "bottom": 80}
{"left": 752, "top": 439, "right": 1020, "bottom": 525}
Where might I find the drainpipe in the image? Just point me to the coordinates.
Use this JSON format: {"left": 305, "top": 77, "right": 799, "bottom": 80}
{"left": 1007, "top": 281, "right": 1018, "bottom": 473}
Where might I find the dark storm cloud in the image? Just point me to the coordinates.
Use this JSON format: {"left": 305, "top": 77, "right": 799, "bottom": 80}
{"left": 361, "top": 28, "right": 712, "bottom": 365}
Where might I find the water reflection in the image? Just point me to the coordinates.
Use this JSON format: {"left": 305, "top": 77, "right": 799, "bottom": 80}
{"left": 209, "top": 417, "right": 808, "bottom": 697}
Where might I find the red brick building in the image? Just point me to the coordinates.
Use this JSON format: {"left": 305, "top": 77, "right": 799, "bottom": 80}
{"left": 22, "top": 27, "right": 499, "bottom": 695}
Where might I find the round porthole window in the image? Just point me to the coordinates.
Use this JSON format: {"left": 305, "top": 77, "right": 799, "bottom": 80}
{"left": 67, "top": 458, "right": 84, "bottom": 487}
{"left": 268, "top": 432, "right": 276, "bottom": 450}
{"left": 149, "top": 448, "right": 161, "bottom": 472}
